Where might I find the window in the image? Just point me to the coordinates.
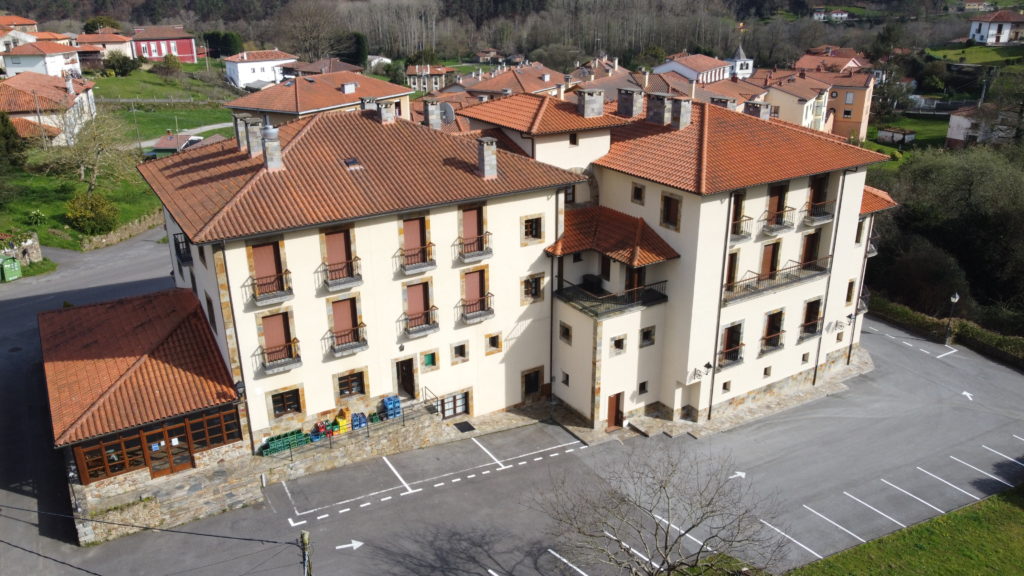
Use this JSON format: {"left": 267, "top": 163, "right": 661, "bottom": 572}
{"left": 802, "top": 353, "right": 810, "bottom": 364}
{"left": 660, "top": 193, "right": 681, "bottom": 230}
{"left": 562, "top": 371, "right": 570, "bottom": 386}
{"left": 830, "top": 91, "right": 838, "bottom": 99}
{"left": 632, "top": 184, "right": 645, "bottom": 205}
{"left": 452, "top": 343, "right": 468, "bottom": 364}
{"left": 271, "top": 389, "right": 301, "bottom": 417}
{"left": 422, "top": 351, "right": 437, "bottom": 369}
{"left": 855, "top": 219, "right": 865, "bottom": 244}
{"left": 523, "top": 216, "right": 543, "bottom": 240}
{"left": 572, "top": 252, "right": 583, "bottom": 263}
{"left": 562, "top": 185, "right": 576, "bottom": 203}
{"left": 763, "top": 366, "right": 772, "bottom": 377}
{"left": 187, "top": 407, "right": 242, "bottom": 452}
{"left": 522, "top": 273, "right": 543, "bottom": 303}
{"left": 438, "top": 392, "right": 469, "bottom": 419}
{"left": 611, "top": 335, "right": 626, "bottom": 355}
{"left": 846, "top": 280, "right": 856, "bottom": 304}
{"left": 205, "top": 294, "right": 216, "bottom": 329}
{"left": 600, "top": 255, "right": 612, "bottom": 281}
{"left": 568, "top": 133, "right": 579, "bottom": 146}
{"left": 10, "top": 56, "right": 20, "bottom": 65}
{"left": 722, "top": 381, "right": 731, "bottom": 392}
{"left": 843, "top": 110, "right": 852, "bottom": 119}
{"left": 486, "top": 333, "right": 502, "bottom": 354}
{"left": 845, "top": 92, "right": 855, "bottom": 105}
{"left": 836, "top": 331, "right": 844, "bottom": 342}
{"left": 198, "top": 244, "right": 207, "bottom": 267}
{"left": 523, "top": 368, "right": 542, "bottom": 395}
{"left": 337, "top": 372, "right": 365, "bottom": 397}
{"left": 189, "top": 270, "right": 197, "bottom": 293}
{"left": 638, "top": 381, "right": 648, "bottom": 395}
{"left": 770, "top": 105, "right": 780, "bottom": 118}
{"left": 559, "top": 322, "right": 572, "bottom": 344}
{"left": 640, "top": 326, "right": 655, "bottom": 347}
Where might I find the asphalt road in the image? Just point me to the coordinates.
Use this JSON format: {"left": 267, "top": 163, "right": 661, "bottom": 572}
{"left": 1, "top": 230, "right": 1023, "bottom": 575}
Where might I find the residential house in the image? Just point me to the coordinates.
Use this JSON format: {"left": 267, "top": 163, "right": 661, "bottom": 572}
{"left": 0, "top": 15, "right": 37, "bottom": 32}
{"left": 224, "top": 50, "right": 297, "bottom": 89}
{"left": 278, "top": 58, "right": 362, "bottom": 77}
{"left": 366, "top": 54, "right": 391, "bottom": 70}
{"left": 224, "top": 70, "right": 413, "bottom": 127}
{"left": 150, "top": 130, "right": 204, "bottom": 157}
{"left": 4, "top": 41, "right": 81, "bottom": 78}
{"left": 653, "top": 52, "right": 733, "bottom": 84}
{"left": 803, "top": 69, "right": 875, "bottom": 140}
{"left": 27, "top": 31, "right": 71, "bottom": 45}
{"left": 0, "top": 25, "right": 34, "bottom": 70}
{"left": 74, "top": 44, "right": 104, "bottom": 72}
{"left": 0, "top": 72, "right": 96, "bottom": 145}
{"left": 946, "top": 103, "right": 1019, "bottom": 147}
{"left": 131, "top": 25, "right": 197, "bottom": 63}
{"left": 967, "top": 10, "right": 1024, "bottom": 45}
{"left": 405, "top": 63, "right": 456, "bottom": 92}
{"left": 464, "top": 62, "right": 566, "bottom": 98}
{"left": 813, "top": 7, "right": 827, "bottom": 21}
{"left": 75, "top": 33, "right": 133, "bottom": 58}
{"left": 567, "top": 56, "right": 628, "bottom": 84}
{"left": 749, "top": 69, "right": 832, "bottom": 132}
{"left": 794, "top": 45, "right": 868, "bottom": 73}
{"left": 828, "top": 9, "right": 850, "bottom": 21}
{"left": 38, "top": 289, "right": 254, "bottom": 545}
{"left": 963, "top": 2, "right": 995, "bottom": 12}
{"left": 475, "top": 48, "right": 499, "bottom": 63}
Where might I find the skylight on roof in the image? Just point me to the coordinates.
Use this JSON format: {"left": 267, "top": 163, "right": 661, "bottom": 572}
{"left": 343, "top": 157, "right": 363, "bottom": 170}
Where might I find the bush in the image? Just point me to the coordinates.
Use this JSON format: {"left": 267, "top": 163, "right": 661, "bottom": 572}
{"left": 66, "top": 192, "right": 119, "bottom": 235}
{"left": 26, "top": 209, "right": 45, "bottom": 225}
{"left": 105, "top": 52, "right": 141, "bottom": 77}
{"left": 0, "top": 183, "right": 16, "bottom": 210}
{"left": 151, "top": 54, "right": 182, "bottom": 78}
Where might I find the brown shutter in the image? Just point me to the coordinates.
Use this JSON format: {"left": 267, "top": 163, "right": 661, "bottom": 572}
{"left": 403, "top": 218, "right": 424, "bottom": 251}
{"left": 465, "top": 270, "right": 484, "bottom": 302}
{"left": 325, "top": 230, "right": 351, "bottom": 266}
{"left": 407, "top": 282, "right": 428, "bottom": 314}
{"left": 333, "top": 299, "right": 356, "bottom": 331}
{"left": 726, "top": 252, "right": 737, "bottom": 286}
{"left": 462, "top": 207, "right": 481, "bottom": 240}
{"left": 253, "top": 242, "right": 281, "bottom": 278}
{"left": 768, "top": 185, "right": 786, "bottom": 214}
{"left": 262, "top": 313, "right": 289, "bottom": 361}
{"left": 761, "top": 243, "right": 779, "bottom": 277}
{"left": 802, "top": 231, "right": 820, "bottom": 263}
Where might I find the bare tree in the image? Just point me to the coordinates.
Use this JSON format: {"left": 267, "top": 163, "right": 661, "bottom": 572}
{"left": 33, "top": 115, "right": 139, "bottom": 196}
{"left": 276, "top": 0, "right": 342, "bottom": 61}
{"left": 540, "top": 442, "right": 784, "bottom": 575}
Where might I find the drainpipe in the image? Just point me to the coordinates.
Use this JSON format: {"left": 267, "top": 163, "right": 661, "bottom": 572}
{"left": 707, "top": 193, "right": 735, "bottom": 421}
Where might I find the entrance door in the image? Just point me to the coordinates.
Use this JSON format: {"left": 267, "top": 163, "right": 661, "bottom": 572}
{"left": 396, "top": 358, "right": 415, "bottom": 398}
{"left": 810, "top": 175, "right": 828, "bottom": 204}
{"left": 252, "top": 242, "right": 283, "bottom": 294}
{"left": 332, "top": 298, "right": 357, "bottom": 344}
{"left": 145, "top": 424, "right": 193, "bottom": 478}
{"left": 607, "top": 392, "right": 623, "bottom": 431}
{"left": 627, "top": 266, "right": 645, "bottom": 290}
{"left": 761, "top": 242, "right": 780, "bottom": 279}
{"left": 803, "top": 299, "right": 822, "bottom": 334}
{"left": 262, "top": 313, "right": 291, "bottom": 362}
{"left": 462, "top": 207, "right": 483, "bottom": 253}
{"left": 325, "top": 230, "right": 353, "bottom": 280}
{"left": 464, "top": 270, "right": 485, "bottom": 313}
{"left": 726, "top": 252, "right": 738, "bottom": 290}
{"left": 731, "top": 192, "right": 745, "bottom": 233}
{"left": 403, "top": 217, "right": 426, "bottom": 265}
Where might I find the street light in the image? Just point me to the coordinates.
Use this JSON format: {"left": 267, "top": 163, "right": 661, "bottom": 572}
{"left": 946, "top": 292, "right": 960, "bottom": 345}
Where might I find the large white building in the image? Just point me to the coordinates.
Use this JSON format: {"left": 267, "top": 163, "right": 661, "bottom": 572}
{"left": 140, "top": 89, "right": 893, "bottom": 445}
{"left": 967, "top": 9, "right": 1024, "bottom": 45}
{"left": 0, "top": 71, "right": 95, "bottom": 145}
{"left": 3, "top": 40, "right": 81, "bottom": 78}
{"left": 224, "top": 49, "right": 297, "bottom": 90}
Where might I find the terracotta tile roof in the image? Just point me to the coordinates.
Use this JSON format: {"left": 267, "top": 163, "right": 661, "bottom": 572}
{"left": 75, "top": 44, "right": 103, "bottom": 53}
{"left": 0, "top": 72, "right": 93, "bottom": 113}
{"left": 573, "top": 72, "right": 694, "bottom": 103}
{"left": 595, "top": 101, "right": 888, "bottom": 195}
{"left": 132, "top": 25, "right": 193, "bottom": 40}
{"left": 700, "top": 77, "right": 768, "bottom": 104}
{"left": 7, "top": 41, "right": 77, "bottom": 55}
{"left": 76, "top": 33, "right": 132, "bottom": 43}
{"left": 546, "top": 205, "right": 680, "bottom": 267}
{"left": 457, "top": 93, "right": 633, "bottom": 135}
{"left": 0, "top": 15, "right": 36, "bottom": 26}
{"left": 568, "top": 57, "right": 631, "bottom": 83}
{"left": 39, "top": 289, "right": 237, "bottom": 447}
{"left": 468, "top": 63, "right": 563, "bottom": 94}
{"left": 405, "top": 64, "right": 456, "bottom": 76}
{"left": 794, "top": 54, "right": 865, "bottom": 72}
{"left": 410, "top": 93, "right": 475, "bottom": 134}
{"left": 759, "top": 73, "right": 831, "bottom": 101}
{"left": 10, "top": 117, "right": 61, "bottom": 138}
{"left": 225, "top": 71, "right": 411, "bottom": 116}
{"left": 28, "top": 31, "right": 69, "bottom": 41}
{"left": 801, "top": 69, "right": 874, "bottom": 88}
{"left": 971, "top": 9, "right": 1024, "bottom": 22}
{"left": 187, "top": 133, "right": 228, "bottom": 149}
{"left": 223, "top": 49, "right": 297, "bottom": 63}
{"left": 140, "top": 110, "right": 587, "bottom": 243}
{"left": 152, "top": 133, "right": 195, "bottom": 151}
{"left": 665, "top": 52, "right": 731, "bottom": 73}
{"left": 861, "top": 185, "right": 898, "bottom": 215}
{"left": 279, "top": 58, "right": 362, "bottom": 74}
{"left": 476, "top": 127, "right": 528, "bottom": 156}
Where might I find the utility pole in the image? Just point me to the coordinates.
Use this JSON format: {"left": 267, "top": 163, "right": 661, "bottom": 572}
{"left": 300, "top": 530, "right": 313, "bottom": 576}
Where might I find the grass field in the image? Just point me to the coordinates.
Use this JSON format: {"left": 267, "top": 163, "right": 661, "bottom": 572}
{"left": 874, "top": 116, "right": 950, "bottom": 148}
{"left": 20, "top": 258, "right": 58, "bottom": 277}
{"left": 927, "top": 44, "right": 1024, "bottom": 66}
{"left": 88, "top": 60, "right": 236, "bottom": 102}
{"left": 789, "top": 485, "right": 1024, "bottom": 575}
{"left": 195, "top": 126, "right": 236, "bottom": 139}
{"left": 107, "top": 104, "right": 233, "bottom": 141}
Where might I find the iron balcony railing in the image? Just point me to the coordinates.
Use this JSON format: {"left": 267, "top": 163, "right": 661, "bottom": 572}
{"left": 262, "top": 339, "right": 301, "bottom": 374}
{"left": 395, "top": 243, "right": 436, "bottom": 274}
{"left": 723, "top": 256, "right": 831, "bottom": 304}
{"left": 325, "top": 257, "right": 361, "bottom": 284}
{"left": 555, "top": 279, "right": 668, "bottom": 318}
{"left": 458, "top": 293, "right": 495, "bottom": 324}
{"left": 330, "top": 323, "right": 368, "bottom": 356}
{"left": 798, "top": 317, "right": 823, "bottom": 341}
{"left": 759, "top": 207, "right": 797, "bottom": 236}
{"left": 173, "top": 233, "right": 192, "bottom": 266}
{"left": 730, "top": 216, "right": 753, "bottom": 242}
{"left": 250, "top": 270, "right": 293, "bottom": 303}
{"left": 403, "top": 306, "right": 439, "bottom": 337}
{"left": 718, "top": 343, "right": 744, "bottom": 368}
{"left": 760, "top": 330, "right": 786, "bottom": 356}
{"left": 865, "top": 233, "right": 879, "bottom": 258}
{"left": 857, "top": 288, "right": 870, "bottom": 314}
{"left": 802, "top": 200, "right": 836, "bottom": 227}
{"left": 456, "top": 232, "right": 493, "bottom": 262}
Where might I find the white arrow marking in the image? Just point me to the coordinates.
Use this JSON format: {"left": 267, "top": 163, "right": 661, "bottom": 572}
{"left": 335, "top": 540, "right": 364, "bottom": 551}
{"left": 287, "top": 517, "right": 306, "bottom": 527}
{"left": 962, "top": 391, "right": 973, "bottom": 401}
{"left": 729, "top": 471, "right": 746, "bottom": 479}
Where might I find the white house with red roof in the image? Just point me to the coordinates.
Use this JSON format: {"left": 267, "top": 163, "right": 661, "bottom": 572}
{"left": 0, "top": 71, "right": 95, "bottom": 144}
{"left": 224, "top": 49, "right": 297, "bottom": 89}
{"left": 75, "top": 32, "right": 133, "bottom": 58}
{"left": 3, "top": 40, "right": 81, "bottom": 78}
{"left": 653, "top": 52, "right": 733, "bottom": 84}
{"left": 131, "top": 25, "right": 197, "bottom": 63}
{"left": 0, "top": 14, "right": 37, "bottom": 32}
{"left": 968, "top": 9, "right": 1024, "bottom": 45}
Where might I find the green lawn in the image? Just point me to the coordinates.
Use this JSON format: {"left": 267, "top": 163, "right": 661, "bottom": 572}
{"left": 876, "top": 116, "right": 950, "bottom": 148}
{"left": 927, "top": 44, "right": 1024, "bottom": 66}
{"left": 88, "top": 65, "right": 235, "bottom": 102}
{"left": 789, "top": 485, "right": 1024, "bottom": 575}
{"left": 195, "top": 126, "right": 236, "bottom": 139}
{"left": 107, "top": 104, "right": 233, "bottom": 141}
{"left": 20, "top": 257, "right": 58, "bottom": 277}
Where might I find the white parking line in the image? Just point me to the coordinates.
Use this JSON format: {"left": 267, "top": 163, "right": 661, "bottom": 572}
{"left": 382, "top": 456, "right": 422, "bottom": 495}
{"left": 380, "top": 496, "right": 392, "bottom": 502}
{"left": 952, "top": 456, "right": 1014, "bottom": 487}
{"left": 281, "top": 481, "right": 300, "bottom": 515}
{"left": 534, "top": 457, "right": 543, "bottom": 461}
{"left": 917, "top": 467, "right": 980, "bottom": 501}
{"left": 473, "top": 437, "right": 510, "bottom": 470}
{"left": 867, "top": 326, "right": 879, "bottom": 332}
{"left": 359, "top": 502, "right": 371, "bottom": 508}
{"left": 434, "top": 482, "right": 444, "bottom": 488}
{"left": 482, "top": 470, "right": 491, "bottom": 475}
{"left": 936, "top": 346, "right": 958, "bottom": 359}
{"left": 518, "top": 461, "right": 527, "bottom": 466}
{"left": 603, "top": 531, "right": 660, "bottom": 569}
{"left": 885, "top": 334, "right": 896, "bottom": 339}
{"left": 844, "top": 491, "right": 905, "bottom": 528}
{"left": 487, "top": 570, "right": 501, "bottom": 576}
{"left": 451, "top": 478, "right": 461, "bottom": 483}
{"left": 1013, "top": 435, "right": 1024, "bottom": 443}
{"left": 338, "top": 508, "right": 350, "bottom": 514}
{"left": 759, "top": 519, "right": 822, "bottom": 559}
{"left": 802, "top": 505, "right": 865, "bottom": 543}
{"left": 467, "top": 474, "right": 476, "bottom": 479}
{"left": 919, "top": 349, "right": 931, "bottom": 355}
{"left": 983, "top": 445, "right": 1024, "bottom": 469}
{"left": 547, "top": 549, "right": 589, "bottom": 575}
{"left": 653, "top": 513, "right": 714, "bottom": 551}
{"left": 287, "top": 517, "right": 306, "bottom": 527}
{"left": 880, "top": 479, "right": 944, "bottom": 514}
{"left": 316, "top": 514, "right": 329, "bottom": 520}
{"left": 565, "top": 448, "right": 575, "bottom": 453}
{"left": 901, "top": 341, "right": 914, "bottom": 347}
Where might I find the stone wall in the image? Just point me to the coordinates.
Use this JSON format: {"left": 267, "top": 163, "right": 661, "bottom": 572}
{"left": 80, "top": 209, "right": 164, "bottom": 251}
{"left": 1, "top": 231, "right": 42, "bottom": 266}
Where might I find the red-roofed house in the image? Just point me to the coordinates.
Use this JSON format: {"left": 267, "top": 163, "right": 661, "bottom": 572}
{"left": 224, "top": 49, "right": 298, "bottom": 89}
{"left": 405, "top": 63, "right": 456, "bottom": 91}
{"left": 968, "top": 9, "right": 1024, "bottom": 44}
{"left": 0, "top": 14, "right": 36, "bottom": 32}
{"left": 75, "top": 32, "right": 133, "bottom": 58}
{"left": 653, "top": 52, "right": 733, "bottom": 84}
{"left": 131, "top": 25, "right": 197, "bottom": 63}
{"left": 0, "top": 71, "right": 95, "bottom": 144}
{"left": 4, "top": 40, "right": 81, "bottom": 77}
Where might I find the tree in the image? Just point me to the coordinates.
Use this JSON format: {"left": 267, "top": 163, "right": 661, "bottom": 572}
{"left": 32, "top": 115, "right": 138, "bottom": 196}
{"left": 152, "top": 54, "right": 183, "bottom": 78}
{"left": 104, "top": 52, "right": 141, "bottom": 77}
{"left": 83, "top": 15, "right": 121, "bottom": 33}
{"left": 0, "top": 112, "right": 26, "bottom": 171}
{"left": 276, "top": 0, "right": 341, "bottom": 62}
{"left": 540, "top": 442, "right": 784, "bottom": 575}
{"left": 204, "top": 30, "right": 244, "bottom": 58}
{"left": 383, "top": 61, "right": 406, "bottom": 86}
{"left": 331, "top": 31, "right": 368, "bottom": 68}
{"left": 406, "top": 49, "right": 440, "bottom": 66}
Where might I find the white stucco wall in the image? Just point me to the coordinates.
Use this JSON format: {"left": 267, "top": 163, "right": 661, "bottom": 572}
{"left": 226, "top": 57, "right": 295, "bottom": 88}
{"left": 533, "top": 130, "right": 611, "bottom": 171}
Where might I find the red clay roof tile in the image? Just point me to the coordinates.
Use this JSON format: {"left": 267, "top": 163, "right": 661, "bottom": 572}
{"left": 132, "top": 25, "right": 193, "bottom": 40}
{"left": 0, "top": 15, "right": 36, "bottom": 26}
{"left": 7, "top": 40, "right": 76, "bottom": 55}
{"left": 665, "top": 53, "right": 731, "bottom": 73}
{"left": 457, "top": 93, "right": 632, "bottom": 135}
{"left": 971, "top": 9, "right": 1024, "bottom": 22}
{"left": 225, "top": 71, "right": 410, "bottom": 115}
{"left": 546, "top": 205, "right": 680, "bottom": 267}
{"left": 76, "top": 33, "right": 132, "bottom": 43}
{"left": 10, "top": 117, "right": 61, "bottom": 138}
{"left": 223, "top": 50, "right": 297, "bottom": 63}
{"left": 861, "top": 185, "right": 898, "bottom": 215}
{"left": 469, "top": 63, "right": 563, "bottom": 94}
{"left": 0, "top": 72, "right": 93, "bottom": 113}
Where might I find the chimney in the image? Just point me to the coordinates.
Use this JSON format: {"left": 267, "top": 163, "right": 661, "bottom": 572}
{"left": 743, "top": 101, "right": 771, "bottom": 120}
{"left": 477, "top": 136, "right": 497, "bottom": 180}
{"left": 589, "top": 73, "right": 595, "bottom": 82}
{"left": 241, "top": 52, "right": 247, "bottom": 61}
{"left": 799, "top": 70, "right": 806, "bottom": 78}
{"left": 731, "top": 75, "right": 737, "bottom": 83}
{"left": 246, "top": 119, "right": 263, "bottom": 158}
{"left": 502, "top": 88, "right": 512, "bottom": 96}
{"left": 234, "top": 116, "right": 248, "bottom": 152}
{"left": 646, "top": 93, "right": 673, "bottom": 125}
{"left": 556, "top": 83, "right": 565, "bottom": 100}
{"left": 360, "top": 96, "right": 378, "bottom": 111}
{"left": 542, "top": 73, "right": 550, "bottom": 82}
{"left": 422, "top": 98, "right": 441, "bottom": 130}
{"left": 261, "top": 125, "right": 283, "bottom": 171}
{"left": 377, "top": 100, "right": 396, "bottom": 124}
{"left": 65, "top": 74, "right": 75, "bottom": 95}
{"left": 477, "top": 95, "right": 489, "bottom": 102}
{"left": 564, "top": 74, "right": 572, "bottom": 84}
{"left": 710, "top": 97, "right": 736, "bottom": 111}
{"left": 613, "top": 57, "right": 619, "bottom": 71}
{"left": 672, "top": 98, "right": 692, "bottom": 130}
{"left": 577, "top": 88, "right": 604, "bottom": 118}
{"left": 617, "top": 88, "right": 642, "bottom": 117}
{"left": 644, "top": 69, "right": 650, "bottom": 88}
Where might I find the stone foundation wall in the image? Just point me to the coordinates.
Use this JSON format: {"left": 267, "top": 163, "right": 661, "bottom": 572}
{"left": 1, "top": 232, "right": 42, "bottom": 266}
{"left": 80, "top": 209, "right": 164, "bottom": 251}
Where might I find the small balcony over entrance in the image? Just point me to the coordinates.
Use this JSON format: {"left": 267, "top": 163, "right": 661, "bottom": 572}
{"left": 395, "top": 244, "right": 437, "bottom": 275}
{"left": 730, "top": 216, "right": 753, "bottom": 244}
{"left": 723, "top": 256, "right": 831, "bottom": 304}
{"left": 327, "top": 324, "right": 368, "bottom": 357}
{"left": 402, "top": 307, "right": 440, "bottom": 338}
{"left": 555, "top": 278, "right": 668, "bottom": 318}
{"left": 458, "top": 294, "right": 494, "bottom": 325}
{"left": 321, "top": 258, "right": 363, "bottom": 291}
{"left": 248, "top": 271, "right": 294, "bottom": 306}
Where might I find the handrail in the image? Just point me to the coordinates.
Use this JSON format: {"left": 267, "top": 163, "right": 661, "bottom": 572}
{"left": 331, "top": 323, "right": 366, "bottom": 346}
{"left": 398, "top": 243, "right": 435, "bottom": 267}
{"left": 799, "top": 318, "right": 823, "bottom": 337}
{"left": 325, "top": 257, "right": 361, "bottom": 281}
{"left": 760, "top": 330, "right": 786, "bottom": 354}
{"left": 803, "top": 200, "right": 836, "bottom": 223}
{"left": 252, "top": 270, "right": 291, "bottom": 297}
{"left": 730, "top": 215, "right": 753, "bottom": 238}
{"left": 718, "top": 343, "right": 744, "bottom": 366}
{"left": 724, "top": 256, "right": 831, "bottom": 295}
{"left": 459, "top": 293, "right": 494, "bottom": 315}
{"left": 556, "top": 279, "right": 669, "bottom": 315}
{"left": 263, "top": 339, "right": 300, "bottom": 365}
{"left": 457, "top": 232, "right": 492, "bottom": 256}
{"left": 404, "top": 306, "right": 439, "bottom": 330}
{"left": 759, "top": 206, "right": 796, "bottom": 232}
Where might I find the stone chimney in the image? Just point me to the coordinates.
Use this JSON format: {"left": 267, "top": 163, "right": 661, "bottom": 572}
{"left": 646, "top": 93, "right": 673, "bottom": 125}
{"left": 65, "top": 74, "right": 75, "bottom": 95}
{"left": 422, "top": 98, "right": 441, "bottom": 130}
{"left": 672, "top": 99, "right": 692, "bottom": 130}
{"left": 743, "top": 101, "right": 771, "bottom": 120}
{"left": 644, "top": 69, "right": 650, "bottom": 89}
{"left": 377, "top": 100, "right": 396, "bottom": 124}
{"left": 617, "top": 87, "right": 642, "bottom": 117}
{"left": 556, "top": 83, "right": 565, "bottom": 100}
{"left": 502, "top": 88, "right": 512, "bottom": 96}
{"left": 577, "top": 88, "right": 604, "bottom": 118}
{"left": 261, "top": 124, "right": 284, "bottom": 171}
{"left": 542, "top": 73, "right": 550, "bottom": 82}
{"left": 477, "top": 136, "right": 497, "bottom": 180}
{"left": 360, "top": 97, "right": 378, "bottom": 111}
{"left": 613, "top": 57, "right": 619, "bottom": 71}
{"left": 246, "top": 119, "right": 263, "bottom": 158}
{"left": 709, "top": 97, "right": 736, "bottom": 111}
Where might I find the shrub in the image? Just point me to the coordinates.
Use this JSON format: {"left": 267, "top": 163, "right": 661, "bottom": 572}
{"left": 105, "top": 52, "right": 141, "bottom": 77}
{"left": 66, "top": 192, "right": 119, "bottom": 235}
{"left": 0, "top": 183, "right": 16, "bottom": 210}
{"left": 26, "top": 209, "right": 45, "bottom": 225}
{"left": 151, "top": 54, "right": 182, "bottom": 78}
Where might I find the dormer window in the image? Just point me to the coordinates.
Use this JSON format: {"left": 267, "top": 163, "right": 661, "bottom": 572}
{"left": 343, "top": 157, "right": 363, "bottom": 171}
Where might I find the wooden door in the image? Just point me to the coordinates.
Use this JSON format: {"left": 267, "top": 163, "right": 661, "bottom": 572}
{"left": 464, "top": 270, "right": 485, "bottom": 313}
{"left": 403, "top": 218, "right": 425, "bottom": 265}
{"left": 802, "top": 231, "right": 820, "bottom": 264}
{"left": 768, "top": 184, "right": 786, "bottom": 222}
{"left": 804, "top": 299, "right": 821, "bottom": 333}
{"left": 600, "top": 255, "right": 612, "bottom": 281}
{"left": 407, "top": 282, "right": 429, "bottom": 327}
{"left": 627, "top": 267, "right": 645, "bottom": 290}
{"left": 557, "top": 256, "right": 564, "bottom": 290}
{"left": 332, "top": 299, "right": 357, "bottom": 344}
{"left": 262, "top": 313, "right": 290, "bottom": 362}
{"left": 607, "top": 392, "right": 623, "bottom": 430}
{"left": 397, "top": 359, "right": 415, "bottom": 397}
{"left": 252, "top": 242, "right": 282, "bottom": 293}
{"left": 731, "top": 192, "right": 745, "bottom": 232}
{"left": 761, "top": 243, "right": 780, "bottom": 279}
{"left": 726, "top": 252, "right": 738, "bottom": 288}
{"left": 145, "top": 425, "right": 193, "bottom": 478}
{"left": 462, "top": 207, "right": 483, "bottom": 252}
{"left": 810, "top": 175, "right": 828, "bottom": 204}
{"left": 325, "top": 230, "right": 352, "bottom": 279}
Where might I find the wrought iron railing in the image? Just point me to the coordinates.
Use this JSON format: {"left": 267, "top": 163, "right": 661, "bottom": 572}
{"left": 325, "top": 257, "right": 361, "bottom": 283}
{"left": 395, "top": 243, "right": 436, "bottom": 272}
{"left": 798, "top": 318, "right": 823, "bottom": 341}
{"left": 723, "top": 257, "right": 831, "bottom": 303}
{"left": 802, "top": 200, "right": 836, "bottom": 226}
{"left": 555, "top": 280, "right": 668, "bottom": 318}
{"left": 457, "top": 232, "right": 493, "bottom": 260}
{"left": 403, "top": 306, "right": 439, "bottom": 335}
{"left": 718, "top": 343, "right": 744, "bottom": 368}
{"left": 759, "top": 207, "right": 796, "bottom": 235}
{"left": 262, "top": 339, "right": 300, "bottom": 370}
{"left": 458, "top": 293, "right": 494, "bottom": 322}
{"left": 760, "top": 331, "right": 786, "bottom": 355}
{"left": 251, "top": 270, "right": 292, "bottom": 301}
{"left": 730, "top": 216, "right": 752, "bottom": 241}
{"left": 173, "top": 233, "right": 192, "bottom": 266}
{"left": 332, "top": 323, "right": 366, "bottom": 348}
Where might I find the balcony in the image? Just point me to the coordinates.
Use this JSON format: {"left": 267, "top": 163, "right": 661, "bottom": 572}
{"left": 798, "top": 318, "right": 823, "bottom": 342}
{"left": 456, "top": 233, "right": 493, "bottom": 264}
{"left": 759, "top": 207, "right": 797, "bottom": 236}
{"left": 802, "top": 200, "right": 836, "bottom": 227}
{"left": 329, "top": 324, "right": 368, "bottom": 357}
{"left": 857, "top": 288, "right": 870, "bottom": 314}
{"left": 865, "top": 234, "right": 879, "bottom": 258}
{"left": 322, "top": 258, "right": 363, "bottom": 291}
{"left": 729, "top": 216, "right": 753, "bottom": 243}
{"left": 173, "top": 233, "right": 192, "bottom": 266}
{"left": 555, "top": 279, "right": 668, "bottom": 318}
{"left": 723, "top": 256, "right": 831, "bottom": 304}
{"left": 261, "top": 340, "right": 301, "bottom": 375}
{"left": 717, "top": 343, "right": 744, "bottom": 369}
{"left": 403, "top": 307, "right": 440, "bottom": 338}
{"left": 395, "top": 243, "right": 436, "bottom": 275}
{"left": 458, "top": 293, "right": 495, "bottom": 325}
{"left": 249, "top": 271, "right": 293, "bottom": 305}
{"left": 759, "top": 331, "right": 786, "bottom": 356}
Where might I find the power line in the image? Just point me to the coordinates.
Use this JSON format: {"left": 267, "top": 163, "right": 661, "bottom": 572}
{"left": 0, "top": 504, "right": 294, "bottom": 547}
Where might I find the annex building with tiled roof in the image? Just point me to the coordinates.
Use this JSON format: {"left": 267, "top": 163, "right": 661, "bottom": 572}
{"left": 224, "top": 49, "right": 297, "bottom": 89}
{"left": 0, "top": 71, "right": 95, "bottom": 145}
